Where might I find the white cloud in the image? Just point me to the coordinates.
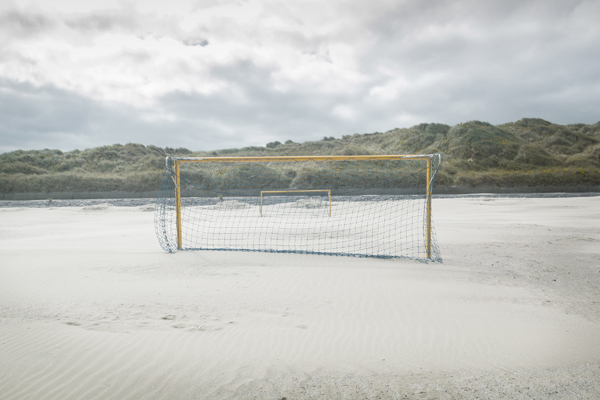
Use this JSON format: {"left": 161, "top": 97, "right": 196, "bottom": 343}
{"left": 332, "top": 104, "right": 357, "bottom": 121}
{"left": 0, "top": 0, "right": 599, "bottom": 152}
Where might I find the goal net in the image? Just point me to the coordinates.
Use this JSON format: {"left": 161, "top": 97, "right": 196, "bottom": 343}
{"left": 155, "top": 154, "right": 442, "bottom": 261}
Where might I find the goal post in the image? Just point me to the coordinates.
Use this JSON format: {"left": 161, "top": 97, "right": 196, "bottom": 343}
{"left": 155, "top": 154, "right": 442, "bottom": 261}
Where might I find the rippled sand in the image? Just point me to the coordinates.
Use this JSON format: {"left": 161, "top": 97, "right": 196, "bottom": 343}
{"left": 1, "top": 196, "right": 599, "bottom": 399}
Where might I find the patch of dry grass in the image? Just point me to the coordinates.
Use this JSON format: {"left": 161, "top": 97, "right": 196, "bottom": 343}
{"left": 1, "top": 119, "right": 599, "bottom": 193}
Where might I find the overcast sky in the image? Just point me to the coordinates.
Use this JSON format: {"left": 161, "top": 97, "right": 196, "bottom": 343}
{"left": 1, "top": 0, "right": 599, "bottom": 153}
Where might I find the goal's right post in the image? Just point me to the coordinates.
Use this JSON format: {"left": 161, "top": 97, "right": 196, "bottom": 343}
{"left": 175, "top": 160, "right": 182, "bottom": 250}
{"left": 426, "top": 157, "right": 432, "bottom": 259}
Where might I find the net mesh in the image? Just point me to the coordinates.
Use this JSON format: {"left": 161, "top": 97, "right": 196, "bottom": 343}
{"left": 155, "top": 155, "right": 442, "bottom": 262}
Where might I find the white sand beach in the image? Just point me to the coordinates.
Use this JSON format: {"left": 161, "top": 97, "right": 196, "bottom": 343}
{"left": 1, "top": 196, "right": 599, "bottom": 399}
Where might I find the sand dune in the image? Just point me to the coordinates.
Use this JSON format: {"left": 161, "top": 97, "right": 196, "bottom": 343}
{"left": 1, "top": 196, "right": 599, "bottom": 399}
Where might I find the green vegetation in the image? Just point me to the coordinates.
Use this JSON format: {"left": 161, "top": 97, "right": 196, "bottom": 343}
{"left": 1, "top": 119, "right": 599, "bottom": 194}
{"left": 219, "top": 164, "right": 292, "bottom": 190}
{"left": 0, "top": 143, "right": 190, "bottom": 194}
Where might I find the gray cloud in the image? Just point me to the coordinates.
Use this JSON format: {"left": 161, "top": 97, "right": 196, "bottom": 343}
{"left": 182, "top": 37, "right": 209, "bottom": 47}
{"left": 352, "top": 0, "right": 600, "bottom": 123}
{"left": 0, "top": 0, "right": 599, "bottom": 154}
{"left": 0, "top": 79, "right": 188, "bottom": 153}
{"left": 192, "top": 0, "right": 248, "bottom": 12}
{"left": 65, "top": 10, "right": 138, "bottom": 33}
{"left": 0, "top": 5, "right": 182, "bottom": 41}
{"left": 160, "top": 60, "right": 343, "bottom": 136}
{"left": 0, "top": 75, "right": 336, "bottom": 153}
{"left": 0, "top": 61, "right": 377, "bottom": 154}
{"left": 0, "top": 9, "right": 55, "bottom": 39}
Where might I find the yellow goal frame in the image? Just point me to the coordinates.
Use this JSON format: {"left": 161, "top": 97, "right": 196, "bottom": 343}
{"left": 171, "top": 154, "right": 436, "bottom": 259}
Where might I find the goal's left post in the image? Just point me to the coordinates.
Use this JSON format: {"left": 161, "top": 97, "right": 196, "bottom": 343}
{"left": 154, "top": 156, "right": 179, "bottom": 253}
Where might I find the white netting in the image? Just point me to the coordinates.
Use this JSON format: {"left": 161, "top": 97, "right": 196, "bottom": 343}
{"left": 155, "top": 155, "right": 441, "bottom": 261}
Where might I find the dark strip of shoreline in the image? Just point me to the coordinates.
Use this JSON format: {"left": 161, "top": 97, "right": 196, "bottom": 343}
{"left": 0, "top": 191, "right": 598, "bottom": 209}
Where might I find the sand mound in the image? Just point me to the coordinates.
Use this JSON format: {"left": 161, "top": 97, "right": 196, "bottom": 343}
{"left": 80, "top": 203, "right": 113, "bottom": 212}
{"left": 291, "top": 197, "right": 329, "bottom": 208}
{"left": 211, "top": 200, "right": 250, "bottom": 210}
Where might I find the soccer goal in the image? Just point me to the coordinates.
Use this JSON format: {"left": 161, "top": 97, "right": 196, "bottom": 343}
{"left": 154, "top": 154, "right": 442, "bottom": 261}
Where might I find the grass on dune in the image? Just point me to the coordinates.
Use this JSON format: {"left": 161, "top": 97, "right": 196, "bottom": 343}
{"left": 0, "top": 119, "right": 599, "bottom": 194}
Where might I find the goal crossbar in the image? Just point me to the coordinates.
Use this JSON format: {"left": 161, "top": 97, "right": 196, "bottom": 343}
{"left": 172, "top": 154, "right": 434, "bottom": 163}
